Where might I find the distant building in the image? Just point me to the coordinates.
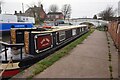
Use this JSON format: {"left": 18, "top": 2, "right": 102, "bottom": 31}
{"left": 25, "top": 4, "right": 46, "bottom": 20}
{"left": 47, "top": 12, "right": 64, "bottom": 21}
{"left": 118, "top": 1, "right": 120, "bottom": 17}
{"left": 15, "top": 4, "right": 46, "bottom": 20}
{"left": 14, "top": 11, "right": 26, "bottom": 16}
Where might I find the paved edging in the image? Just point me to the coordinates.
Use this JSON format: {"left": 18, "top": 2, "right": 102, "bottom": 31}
{"left": 106, "top": 31, "right": 118, "bottom": 79}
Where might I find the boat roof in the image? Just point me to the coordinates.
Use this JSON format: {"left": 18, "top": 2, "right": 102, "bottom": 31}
{"left": 31, "top": 25, "right": 87, "bottom": 33}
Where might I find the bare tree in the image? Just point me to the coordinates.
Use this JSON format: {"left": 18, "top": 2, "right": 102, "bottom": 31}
{"left": 38, "top": 0, "right": 43, "bottom": 7}
{"left": 49, "top": 4, "right": 58, "bottom": 12}
{"left": 26, "top": 3, "right": 36, "bottom": 9}
{"left": 26, "top": 1, "right": 42, "bottom": 17}
{"left": 26, "top": 4, "right": 36, "bottom": 17}
{"left": 93, "top": 15, "right": 97, "bottom": 19}
{"left": 61, "top": 4, "right": 71, "bottom": 20}
{"left": 98, "top": 6, "right": 116, "bottom": 21}
{"left": 26, "top": 1, "right": 44, "bottom": 24}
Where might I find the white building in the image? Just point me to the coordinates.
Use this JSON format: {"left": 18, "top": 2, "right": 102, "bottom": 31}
{"left": 118, "top": 1, "right": 120, "bottom": 17}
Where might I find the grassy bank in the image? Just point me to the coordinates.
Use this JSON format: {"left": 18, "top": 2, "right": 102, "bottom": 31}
{"left": 27, "top": 29, "right": 95, "bottom": 79}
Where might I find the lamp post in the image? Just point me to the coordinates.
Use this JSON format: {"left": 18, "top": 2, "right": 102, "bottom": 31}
{"left": 22, "top": 3, "right": 24, "bottom": 13}
{"left": 0, "top": 2, "right": 2, "bottom": 14}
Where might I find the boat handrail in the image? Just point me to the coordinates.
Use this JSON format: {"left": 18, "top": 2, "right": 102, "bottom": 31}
{"left": 0, "top": 41, "right": 24, "bottom": 47}
{"left": 0, "top": 57, "right": 13, "bottom": 78}
{"left": 0, "top": 41, "right": 24, "bottom": 61}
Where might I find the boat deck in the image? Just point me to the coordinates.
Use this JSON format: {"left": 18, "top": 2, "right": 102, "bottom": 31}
{"left": 0, "top": 48, "right": 29, "bottom": 61}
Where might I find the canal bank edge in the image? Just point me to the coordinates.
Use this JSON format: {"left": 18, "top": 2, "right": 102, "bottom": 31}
{"left": 12, "top": 29, "right": 95, "bottom": 79}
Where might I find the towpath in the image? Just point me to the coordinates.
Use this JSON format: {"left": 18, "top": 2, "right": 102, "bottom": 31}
{"left": 34, "top": 30, "right": 118, "bottom": 78}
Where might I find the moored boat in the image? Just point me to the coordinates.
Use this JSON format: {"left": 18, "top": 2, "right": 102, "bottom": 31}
{"left": 0, "top": 24, "right": 89, "bottom": 78}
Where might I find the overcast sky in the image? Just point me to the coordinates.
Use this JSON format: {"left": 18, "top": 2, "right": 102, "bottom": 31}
{"left": 1, "top": 0, "right": 120, "bottom": 18}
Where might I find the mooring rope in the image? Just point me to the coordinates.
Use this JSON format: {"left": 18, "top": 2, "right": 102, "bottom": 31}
{"left": 0, "top": 57, "right": 13, "bottom": 77}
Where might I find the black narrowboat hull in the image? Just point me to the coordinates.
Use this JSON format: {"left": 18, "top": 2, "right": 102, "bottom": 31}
{"left": 0, "top": 25, "right": 89, "bottom": 78}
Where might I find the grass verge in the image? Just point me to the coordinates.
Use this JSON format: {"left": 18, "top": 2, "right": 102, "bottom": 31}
{"left": 27, "top": 29, "right": 95, "bottom": 79}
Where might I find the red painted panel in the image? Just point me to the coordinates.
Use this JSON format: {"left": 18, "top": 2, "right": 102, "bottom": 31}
{"left": 2, "top": 69, "right": 20, "bottom": 78}
{"left": 37, "top": 34, "right": 52, "bottom": 50}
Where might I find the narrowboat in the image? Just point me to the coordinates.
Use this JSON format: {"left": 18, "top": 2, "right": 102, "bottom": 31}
{"left": 0, "top": 25, "right": 89, "bottom": 78}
